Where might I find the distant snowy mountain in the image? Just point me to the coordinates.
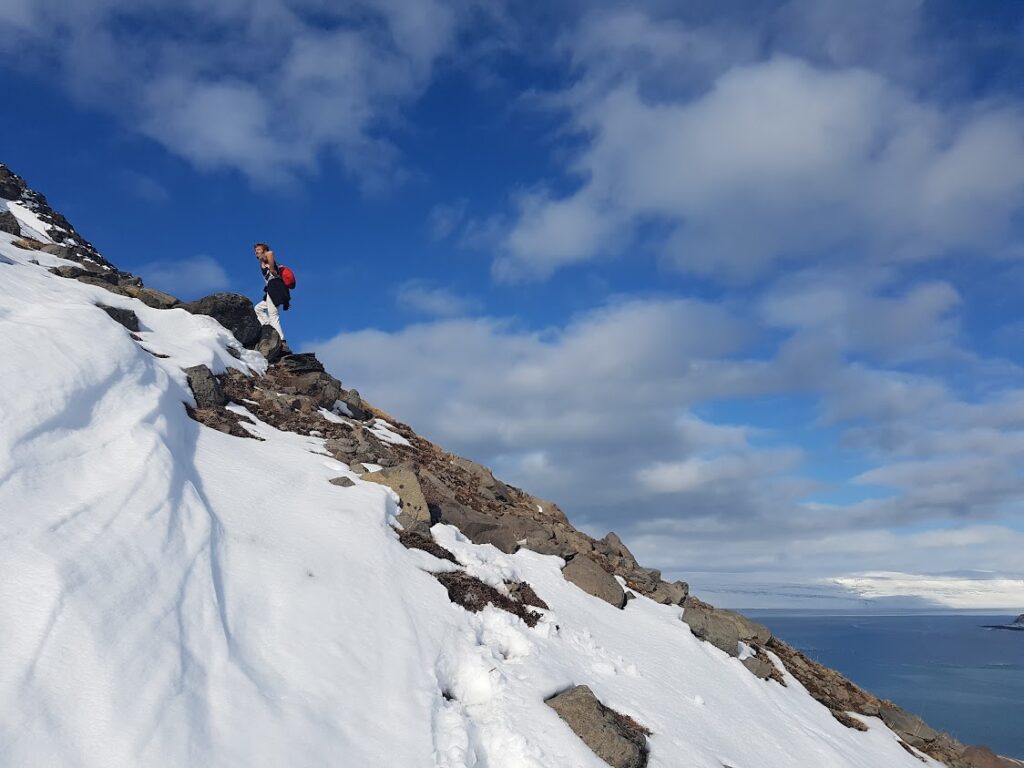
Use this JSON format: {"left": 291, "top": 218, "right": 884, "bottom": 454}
{"left": 2, "top": 162, "right": 1018, "bottom": 768}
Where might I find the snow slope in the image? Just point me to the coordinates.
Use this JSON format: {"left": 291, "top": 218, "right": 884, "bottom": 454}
{"left": 0, "top": 231, "right": 940, "bottom": 767}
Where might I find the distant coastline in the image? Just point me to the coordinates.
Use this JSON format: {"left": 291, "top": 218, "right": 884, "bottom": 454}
{"left": 981, "top": 614, "right": 1024, "bottom": 631}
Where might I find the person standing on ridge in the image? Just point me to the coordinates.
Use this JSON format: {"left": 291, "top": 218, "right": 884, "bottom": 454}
{"left": 253, "top": 242, "right": 289, "bottom": 345}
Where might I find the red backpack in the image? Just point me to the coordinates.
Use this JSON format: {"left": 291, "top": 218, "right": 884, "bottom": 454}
{"left": 278, "top": 265, "right": 296, "bottom": 289}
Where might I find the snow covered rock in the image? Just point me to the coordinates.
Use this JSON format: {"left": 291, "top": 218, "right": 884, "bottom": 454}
{"left": 545, "top": 685, "right": 649, "bottom": 768}
{"left": 562, "top": 554, "right": 627, "bottom": 608}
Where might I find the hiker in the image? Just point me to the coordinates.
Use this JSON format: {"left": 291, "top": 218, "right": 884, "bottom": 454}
{"left": 253, "top": 242, "right": 289, "bottom": 344}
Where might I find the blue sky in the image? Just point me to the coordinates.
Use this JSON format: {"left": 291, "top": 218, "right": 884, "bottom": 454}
{"left": 2, "top": 0, "right": 1024, "bottom": 605}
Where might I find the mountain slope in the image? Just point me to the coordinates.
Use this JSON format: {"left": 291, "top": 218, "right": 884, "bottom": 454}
{"left": 0, "top": 164, "right": 1013, "bottom": 768}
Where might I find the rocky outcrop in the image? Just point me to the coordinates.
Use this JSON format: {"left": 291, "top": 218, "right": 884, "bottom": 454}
{"left": 1, "top": 163, "right": 117, "bottom": 273}
{"left": 562, "top": 555, "right": 626, "bottom": 608}
{"left": 545, "top": 685, "right": 649, "bottom": 768}
{"left": 181, "top": 293, "right": 261, "bottom": 347}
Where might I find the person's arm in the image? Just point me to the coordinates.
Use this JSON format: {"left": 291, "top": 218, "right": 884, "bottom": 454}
{"left": 265, "top": 250, "right": 279, "bottom": 274}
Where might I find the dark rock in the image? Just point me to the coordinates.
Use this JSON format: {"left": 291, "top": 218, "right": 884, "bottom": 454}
{"left": 562, "top": 555, "right": 626, "bottom": 609}
{"left": 397, "top": 528, "right": 458, "bottom": 563}
{"left": 329, "top": 476, "right": 355, "bottom": 488}
{"left": 183, "top": 365, "right": 227, "bottom": 409}
{"left": 98, "top": 304, "right": 139, "bottom": 332}
{"left": 545, "top": 686, "right": 649, "bottom": 768}
{"left": 180, "top": 293, "right": 261, "bottom": 347}
{"left": 0, "top": 165, "right": 23, "bottom": 199}
{"left": 132, "top": 286, "right": 180, "bottom": 309}
{"left": 277, "top": 352, "right": 324, "bottom": 373}
{"left": 256, "top": 325, "right": 285, "bottom": 363}
{"left": 434, "top": 571, "right": 542, "bottom": 627}
{"left": 681, "top": 596, "right": 771, "bottom": 657}
{"left": 184, "top": 403, "right": 259, "bottom": 440}
{"left": 507, "top": 581, "right": 548, "bottom": 610}
{"left": 0, "top": 210, "right": 19, "bottom": 236}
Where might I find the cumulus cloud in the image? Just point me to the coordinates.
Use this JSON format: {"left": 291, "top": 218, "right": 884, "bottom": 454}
{"left": 313, "top": 277, "right": 1024, "bottom": 588}
{"left": 395, "top": 280, "right": 481, "bottom": 317}
{"left": 495, "top": 53, "right": 1024, "bottom": 282}
{"left": 137, "top": 255, "right": 230, "bottom": 298}
{"left": 0, "top": 0, "right": 463, "bottom": 188}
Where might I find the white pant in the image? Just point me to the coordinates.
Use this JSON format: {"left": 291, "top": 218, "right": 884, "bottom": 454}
{"left": 254, "top": 296, "right": 285, "bottom": 341}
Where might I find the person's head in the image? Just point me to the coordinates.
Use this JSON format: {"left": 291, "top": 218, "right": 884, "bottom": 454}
{"left": 253, "top": 242, "right": 270, "bottom": 257}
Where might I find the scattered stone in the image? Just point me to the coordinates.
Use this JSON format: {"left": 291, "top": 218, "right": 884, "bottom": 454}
{"left": 180, "top": 293, "right": 261, "bottom": 347}
{"left": 397, "top": 528, "right": 458, "bottom": 564}
{"left": 360, "top": 466, "right": 431, "bottom": 532}
{"left": 647, "top": 580, "right": 689, "bottom": 606}
{"left": 97, "top": 304, "right": 139, "bottom": 332}
{"left": 434, "top": 570, "right": 542, "bottom": 627}
{"left": 329, "top": 476, "right": 356, "bottom": 488}
{"left": 256, "top": 325, "right": 285, "bottom": 363}
{"left": 183, "top": 365, "right": 227, "bottom": 409}
{"left": 562, "top": 555, "right": 626, "bottom": 609}
{"left": 545, "top": 685, "right": 649, "bottom": 768}
{"left": 0, "top": 210, "right": 19, "bottom": 236}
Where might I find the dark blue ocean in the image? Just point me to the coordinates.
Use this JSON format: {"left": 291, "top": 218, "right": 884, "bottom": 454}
{"left": 746, "top": 612, "right": 1024, "bottom": 759}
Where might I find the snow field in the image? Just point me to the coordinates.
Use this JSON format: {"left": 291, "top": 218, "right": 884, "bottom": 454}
{"left": 0, "top": 234, "right": 940, "bottom": 767}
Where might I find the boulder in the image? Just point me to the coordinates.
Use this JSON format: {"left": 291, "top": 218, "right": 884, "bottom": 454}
{"left": 0, "top": 210, "right": 20, "bottom": 236}
{"left": 256, "top": 325, "right": 285, "bottom": 363}
{"left": 0, "top": 165, "right": 23, "bottom": 199}
{"left": 545, "top": 686, "right": 648, "bottom": 768}
{"left": 329, "top": 476, "right": 355, "bottom": 488}
{"left": 181, "top": 293, "right": 261, "bottom": 347}
{"left": 681, "top": 596, "right": 771, "bottom": 656}
{"left": 562, "top": 555, "right": 626, "bottom": 609}
{"left": 360, "top": 467, "right": 431, "bottom": 531}
{"left": 183, "top": 365, "right": 227, "bottom": 409}
{"left": 133, "top": 286, "right": 180, "bottom": 310}
{"left": 879, "top": 703, "right": 939, "bottom": 748}
{"left": 40, "top": 243, "right": 70, "bottom": 258}
{"left": 98, "top": 304, "right": 139, "bottom": 332}
{"left": 647, "top": 580, "right": 689, "bottom": 606}
{"left": 741, "top": 653, "right": 777, "bottom": 681}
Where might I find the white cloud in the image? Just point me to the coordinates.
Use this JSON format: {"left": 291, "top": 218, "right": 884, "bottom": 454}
{"left": 137, "top": 255, "right": 230, "bottom": 298}
{"left": 395, "top": 280, "right": 481, "bottom": 317}
{"left": 0, "top": 0, "right": 462, "bottom": 187}
{"left": 495, "top": 46, "right": 1024, "bottom": 282}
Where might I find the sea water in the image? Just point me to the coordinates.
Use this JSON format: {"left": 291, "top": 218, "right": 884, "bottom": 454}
{"left": 746, "top": 612, "right": 1024, "bottom": 759}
